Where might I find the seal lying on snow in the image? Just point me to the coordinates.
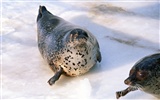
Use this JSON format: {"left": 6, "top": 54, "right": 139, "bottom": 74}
{"left": 37, "top": 6, "right": 101, "bottom": 85}
{"left": 116, "top": 53, "right": 160, "bottom": 99}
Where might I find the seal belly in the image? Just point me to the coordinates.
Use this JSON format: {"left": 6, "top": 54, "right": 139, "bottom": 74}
{"left": 53, "top": 40, "right": 97, "bottom": 76}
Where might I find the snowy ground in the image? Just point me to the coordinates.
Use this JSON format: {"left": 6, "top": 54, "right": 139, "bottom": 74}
{"left": 1, "top": 0, "right": 160, "bottom": 99}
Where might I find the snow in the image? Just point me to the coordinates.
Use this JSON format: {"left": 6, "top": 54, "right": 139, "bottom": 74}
{"left": 1, "top": 0, "right": 159, "bottom": 99}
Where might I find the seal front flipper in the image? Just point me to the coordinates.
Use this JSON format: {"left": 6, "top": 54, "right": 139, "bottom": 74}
{"left": 48, "top": 67, "right": 64, "bottom": 85}
{"left": 116, "top": 86, "right": 138, "bottom": 99}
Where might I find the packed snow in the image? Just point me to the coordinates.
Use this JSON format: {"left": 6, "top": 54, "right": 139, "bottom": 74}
{"left": 1, "top": 0, "right": 160, "bottom": 99}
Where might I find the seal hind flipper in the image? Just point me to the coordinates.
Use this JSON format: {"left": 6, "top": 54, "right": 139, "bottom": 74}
{"left": 39, "top": 5, "right": 47, "bottom": 14}
{"left": 37, "top": 5, "right": 49, "bottom": 22}
{"left": 48, "top": 67, "right": 64, "bottom": 85}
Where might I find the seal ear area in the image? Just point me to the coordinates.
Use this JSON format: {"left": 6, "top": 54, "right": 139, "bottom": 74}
{"left": 69, "top": 29, "right": 89, "bottom": 42}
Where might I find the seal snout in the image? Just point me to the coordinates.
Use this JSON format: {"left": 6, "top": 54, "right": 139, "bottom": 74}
{"left": 124, "top": 77, "right": 134, "bottom": 86}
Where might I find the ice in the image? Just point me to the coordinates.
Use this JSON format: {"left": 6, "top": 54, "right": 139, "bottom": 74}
{"left": 1, "top": 1, "right": 159, "bottom": 99}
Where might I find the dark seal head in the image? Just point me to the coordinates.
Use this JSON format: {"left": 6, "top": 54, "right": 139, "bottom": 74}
{"left": 37, "top": 6, "right": 101, "bottom": 85}
{"left": 116, "top": 53, "right": 160, "bottom": 99}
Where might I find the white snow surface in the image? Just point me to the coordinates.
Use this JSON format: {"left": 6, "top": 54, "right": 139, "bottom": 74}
{"left": 1, "top": 0, "right": 160, "bottom": 99}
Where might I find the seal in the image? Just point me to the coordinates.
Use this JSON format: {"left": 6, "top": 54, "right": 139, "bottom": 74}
{"left": 116, "top": 53, "right": 160, "bottom": 99}
{"left": 37, "top": 6, "right": 101, "bottom": 85}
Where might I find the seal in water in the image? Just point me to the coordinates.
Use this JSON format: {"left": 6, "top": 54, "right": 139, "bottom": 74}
{"left": 116, "top": 53, "right": 160, "bottom": 99}
{"left": 37, "top": 6, "right": 101, "bottom": 85}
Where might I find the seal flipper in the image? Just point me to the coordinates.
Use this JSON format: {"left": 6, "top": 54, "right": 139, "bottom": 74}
{"left": 37, "top": 5, "right": 48, "bottom": 22}
{"left": 39, "top": 5, "right": 47, "bottom": 14}
{"left": 48, "top": 67, "right": 64, "bottom": 85}
{"left": 116, "top": 86, "right": 138, "bottom": 99}
{"left": 97, "top": 50, "right": 102, "bottom": 62}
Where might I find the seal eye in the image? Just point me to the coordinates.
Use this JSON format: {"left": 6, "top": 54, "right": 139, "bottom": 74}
{"left": 136, "top": 70, "right": 148, "bottom": 80}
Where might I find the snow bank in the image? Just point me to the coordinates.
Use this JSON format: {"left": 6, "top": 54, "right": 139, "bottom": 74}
{"left": 1, "top": 1, "right": 159, "bottom": 99}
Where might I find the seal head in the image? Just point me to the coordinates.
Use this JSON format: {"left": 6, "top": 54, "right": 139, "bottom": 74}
{"left": 116, "top": 53, "right": 160, "bottom": 99}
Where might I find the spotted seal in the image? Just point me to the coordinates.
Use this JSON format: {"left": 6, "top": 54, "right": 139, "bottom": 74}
{"left": 36, "top": 6, "right": 101, "bottom": 85}
{"left": 116, "top": 53, "right": 160, "bottom": 99}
